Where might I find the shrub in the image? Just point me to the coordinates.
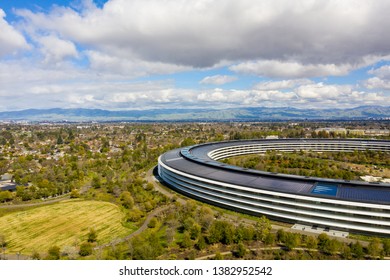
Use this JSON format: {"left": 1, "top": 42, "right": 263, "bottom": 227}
{"left": 79, "top": 242, "right": 93, "bottom": 256}
{"left": 147, "top": 217, "right": 158, "bottom": 228}
{"left": 87, "top": 228, "right": 98, "bottom": 243}
{"left": 46, "top": 246, "right": 60, "bottom": 260}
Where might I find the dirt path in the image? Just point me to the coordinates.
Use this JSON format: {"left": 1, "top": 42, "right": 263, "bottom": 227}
{"left": 94, "top": 205, "right": 171, "bottom": 250}
{"left": 0, "top": 195, "right": 70, "bottom": 209}
{"left": 93, "top": 169, "right": 176, "bottom": 250}
{"left": 196, "top": 246, "right": 296, "bottom": 260}
{"left": 196, "top": 246, "right": 388, "bottom": 260}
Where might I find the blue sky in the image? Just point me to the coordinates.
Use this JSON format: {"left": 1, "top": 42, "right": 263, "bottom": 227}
{"left": 0, "top": 0, "right": 390, "bottom": 111}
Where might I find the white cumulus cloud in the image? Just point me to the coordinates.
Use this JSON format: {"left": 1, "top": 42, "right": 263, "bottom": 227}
{"left": 295, "top": 83, "right": 352, "bottom": 100}
{"left": 0, "top": 1, "right": 389, "bottom": 111}
{"left": 363, "top": 65, "right": 390, "bottom": 89}
{"left": 199, "top": 75, "right": 237, "bottom": 85}
{"left": 15, "top": 0, "right": 390, "bottom": 68}
{"left": 254, "top": 79, "right": 312, "bottom": 90}
{"left": 364, "top": 77, "right": 390, "bottom": 90}
{"left": 230, "top": 60, "right": 354, "bottom": 78}
{"left": 38, "top": 35, "right": 78, "bottom": 63}
{"left": 368, "top": 65, "right": 390, "bottom": 79}
{"left": 0, "top": 9, "right": 29, "bottom": 56}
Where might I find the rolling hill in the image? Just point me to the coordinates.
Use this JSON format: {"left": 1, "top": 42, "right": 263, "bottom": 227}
{"left": 0, "top": 106, "right": 389, "bottom": 122}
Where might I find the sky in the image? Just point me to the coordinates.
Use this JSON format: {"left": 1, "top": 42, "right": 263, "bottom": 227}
{"left": 0, "top": 0, "right": 390, "bottom": 111}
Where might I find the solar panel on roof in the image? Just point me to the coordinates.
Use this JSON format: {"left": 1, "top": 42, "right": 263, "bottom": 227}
{"left": 164, "top": 140, "right": 390, "bottom": 205}
{"left": 311, "top": 183, "right": 338, "bottom": 196}
{"left": 252, "top": 177, "right": 313, "bottom": 193}
{"left": 338, "top": 187, "right": 390, "bottom": 204}
{"left": 207, "top": 170, "right": 259, "bottom": 185}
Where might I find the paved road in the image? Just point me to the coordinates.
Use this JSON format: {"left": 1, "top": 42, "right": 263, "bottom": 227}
{"left": 146, "top": 166, "right": 186, "bottom": 204}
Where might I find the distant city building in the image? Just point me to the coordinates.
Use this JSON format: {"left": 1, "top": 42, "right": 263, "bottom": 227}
{"left": 316, "top": 128, "right": 389, "bottom": 137}
{"left": 364, "top": 129, "right": 390, "bottom": 136}
{"left": 348, "top": 129, "right": 365, "bottom": 136}
{"left": 315, "top": 127, "right": 347, "bottom": 134}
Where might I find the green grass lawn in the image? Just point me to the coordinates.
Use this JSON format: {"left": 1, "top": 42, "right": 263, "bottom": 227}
{"left": 0, "top": 200, "right": 135, "bottom": 254}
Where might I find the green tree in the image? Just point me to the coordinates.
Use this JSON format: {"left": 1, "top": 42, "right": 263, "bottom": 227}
{"left": 100, "top": 139, "right": 110, "bottom": 153}
{"left": 383, "top": 239, "right": 390, "bottom": 256}
{"left": 180, "top": 137, "right": 196, "bottom": 147}
{"left": 56, "top": 134, "right": 64, "bottom": 145}
{"left": 222, "top": 222, "right": 235, "bottom": 245}
{"left": 340, "top": 244, "right": 352, "bottom": 259}
{"left": 16, "top": 186, "right": 31, "bottom": 201}
{"left": 182, "top": 200, "right": 197, "bottom": 217}
{"left": 198, "top": 207, "right": 214, "bottom": 232}
{"left": 367, "top": 238, "right": 382, "bottom": 259}
{"left": 317, "top": 233, "right": 330, "bottom": 252}
{"left": 180, "top": 232, "right": 192, "bottom": 249}
{"left": 207, "top": 220, "right": 235, "bottom": 245}
{"left": 79, "top": 242, "right": 93, "bottom": 256}
{"left": 207, "top": 221, "right": 224, "bottom": 244}
{"left": 131, "top": 242, "right": 154, "bottom": 260}
{"left": 235, "top": 242, "right": 247, "bottom": 258}
{"left": 196, "top": 235, "right": 206, "bottom": 251}
{"left": 47, "top": 246, "right": 61, "bottom": 260}
{"left": 87, "top": 228, "right": 98, "bottom": 243}
{"left": 120, "top": 191, "right": 134, "bottom": 209}
{"left": 234, "top": 224, "right": 245, "bottom": 244}
{"left": 91, "top": 176, "right": 101, "bottom": 189}
{"left": 31, "top": 251, "right": 41, "bottom": 260}
{"left": 148, "top": 217, "right": 158, "bottom": 228}
{"left": 126, "top": 208, "right": 144, "bottom": 222}
{"left": 190, "top": 223, "right": 201, "bottom": 240}
{"left": 284, "top": 233, "right": 300, "bottom": 251}
{"left": 323, "top": 239, "right": 341, "bottom": 256}
{"left": 351, "top": 241, "right": 364, "bottom": 259}
{"left": 70, "top": 189, "right": 80, "bottom": 198}
{"left": 264, "top": 232, "right": 275, "bottom": 246}
{"left": 305, "top": 235, "right": 318, "bottom": 250}
{"left": 182, "top": 217, "right": 195, "bottom": 232}
{"left": 254, "top": 216, "right": 271, "bottom": 241}
{"left": 0, "top": 191, "right": 13, "bottom": 203}
{"left": 276, "top": 229, "right": 287, "bottom": 243}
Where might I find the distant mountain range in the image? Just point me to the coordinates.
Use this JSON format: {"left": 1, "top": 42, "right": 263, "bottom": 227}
{"left": 0, "top": 106, "right": 389, "bottom": 122}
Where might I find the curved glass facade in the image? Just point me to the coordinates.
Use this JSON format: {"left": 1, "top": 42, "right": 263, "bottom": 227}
{"left": 158, "top": 139, "right": 390, "bottom": 235}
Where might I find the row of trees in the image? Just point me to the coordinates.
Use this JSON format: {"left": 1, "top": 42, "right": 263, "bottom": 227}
{"left": 37, "top": 228, "right": 98, "bottom": 260}
{"left": 276, "top": 230, "right": 390, "bottom": 259}
{"left": 224, "top": 149, "right": 389, "bottom": 181}
{"left": 1, "top": 123, "right": 389, "bottom": 260}
{"left": 93, "top": 198, "right": 390, "bottom": 260}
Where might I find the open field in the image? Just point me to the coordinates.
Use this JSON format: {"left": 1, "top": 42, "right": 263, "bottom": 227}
{"left": 0, "top": 200, "right": 135, "bottom": 254}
